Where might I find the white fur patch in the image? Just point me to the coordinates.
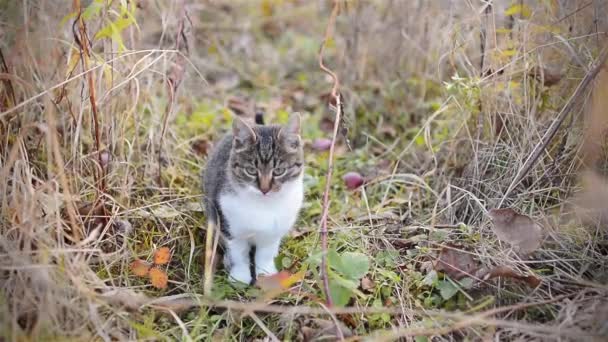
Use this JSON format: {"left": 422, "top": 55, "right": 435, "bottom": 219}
{"left": 220, "top": 174, "right": 304, "bottom": 243}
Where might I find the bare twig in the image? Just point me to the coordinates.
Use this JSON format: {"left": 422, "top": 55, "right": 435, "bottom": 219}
{"left": 317, "top": 0, "right": 342, "bottom": 307}
{"left": 72, "top": 0, "right": 106, "bottom": 205}
{"left": 141, "top": 292, "right": 571, "bottom": 318}
{"left": 500, "top": 47, "right": 608, "bottom": 204}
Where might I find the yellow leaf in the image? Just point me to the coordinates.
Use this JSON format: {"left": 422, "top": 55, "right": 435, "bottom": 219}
{"left": 256, "top": 270, "right": 305, "bottom": 292}
{"left": 66, "top": 48, "right": 81, "bottom": 77}
{"left": 505, "top": 4, "right": 532, "bottom": 18}
{"left": 149, "top": 267, "right": 168, "bottom": 289}
{"left": 130, "top": 260, "right": 151, "bottom": 277}
{"left": 501, "top": 49, "right": 517, "bottom": 57}
{"left": 153, "top": 247, "right": 171, "bottom": 265}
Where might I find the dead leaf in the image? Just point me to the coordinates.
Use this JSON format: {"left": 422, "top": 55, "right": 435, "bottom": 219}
{"left": 378, "top": 124, "right": 397, "bottom": 138}
{"left": 149, "top": 267, "right": 169, "bottom": 289}
{"left": 434, "top": 245, "right": 479, "bottom": 280}
{"left": 478, "top": 265, "right": 541, "bottom": 288}
{"left": 529, "top": 66, "right": 562, "bottom": 87}
{"left": 153, "top": 247, "right": 171, "bottom": 265}
{"left": 261, "top": 20, "right": 281, "bottom": 39}
{"left": 361, "top": 276, "right": 375, "bottom": 291}
{"left": 256, "top": 270, "right": 305, "bottom": 292}
{"left": 191, "top": 139, "right": 210, "bottom": 156}
{"left": 488, "top": 208, "right": 543, "bottom": 254}
{"left": 130, "top": 260, "right": 152, "bottom": 277}
{"left": 101, "top": 289, "right": 149, "bottom": 311}
{"left": 167, "top": 61, "right": 185, "bottom": 96}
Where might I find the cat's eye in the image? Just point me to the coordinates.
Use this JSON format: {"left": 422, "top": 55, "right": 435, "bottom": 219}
{"left": 273, "top": 167, "right": 286, "bottom": 176}
{"left": 244, "top": 167, "right": 257, "bottom": 176}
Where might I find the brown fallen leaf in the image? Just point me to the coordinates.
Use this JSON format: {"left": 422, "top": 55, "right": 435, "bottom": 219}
{"left": 153, "top": 247, "right": 171, "bottom": 265}
{"left": 191, "top": 138, "right": 211, "bottom": 157}
{"left": 256, "top": 270, "right": 305, "bottom": 292}
{"left": 130, "top": 260, "right": 152, "bottom": 277}
{"left": 528, "top": 66, "right": 562, "bottom": 87}
{"left": 101, "top": 289, "right": 149, "bottom": 312}
{"left": 434, "top": 245, "right": 479, "bottom": 280}
{"left": 478, "top": 265, "right": 541, "bottom": 288}
{"left": 488, "top": 208, "right": 543, "bottom": 255}
{"left": 361, "top": 276, "right": 375, "bottom": 292}
{"left": 149, "top": 267, "right": 169, "bottom": 289}
{"left": 256, "top": 270, "right": 306, "bottom": 301}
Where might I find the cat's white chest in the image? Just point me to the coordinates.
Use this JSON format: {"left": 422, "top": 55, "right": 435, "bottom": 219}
{"left": 219, "top": 175, "right": 304, "bottom": 243}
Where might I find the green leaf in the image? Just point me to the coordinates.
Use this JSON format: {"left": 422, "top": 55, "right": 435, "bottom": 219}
{"left": 337, "top": 252, "right": 369, "bottom": 280}
{"left": 327, "top": 249, "right": 343, "bottom": 272}
{"left": 60, "top": 0, "right": 104, "bottom": 27}
{"left": 437, "top": 280, "right": 458, "bottom": 300}
{"left": 330, "top": 271, "right": 359, "bottom": 290}
{"left": 95, "top": 20, "right": 127, "bottom": 51}
{"left": 414, "top": 337, "right": 429, "bottom": 342}
{"left": 329, "top": 282, "right": 353, "bottom": 307}
{"left": 93, "top": 4, "right": 136, "bottom": 51}
{"left": 59, "top": 12, "right": 77, "bottom": 27}
{"left": 458, "top": 277, "right": 475, "bottom": 290}
{"left": 421, "top": 270, "right": 438, "bottom": 287}
{"left": 83, "top": 0, "right": 105, "bottom": 20}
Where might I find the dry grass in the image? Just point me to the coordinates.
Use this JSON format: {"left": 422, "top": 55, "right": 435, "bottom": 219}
{"left": 1, "top": 0, "right": 608, "bottom": 341}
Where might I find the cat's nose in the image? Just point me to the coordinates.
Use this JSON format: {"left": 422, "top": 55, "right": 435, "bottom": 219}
{"left": 259, "top": 174, "right": 272, "bottom": 194}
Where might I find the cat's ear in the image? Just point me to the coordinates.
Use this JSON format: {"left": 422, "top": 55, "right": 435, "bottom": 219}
{"left": 280, "top": 112, "right": 301, "bottom": 152}
{"left": 232, "top": 116, "right": 256, "bottom": 149}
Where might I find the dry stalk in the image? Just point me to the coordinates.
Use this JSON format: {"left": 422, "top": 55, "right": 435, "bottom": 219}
{"left": 158, "top": 2, "right": 190, "bottom": 185}
{"left": 317, "top": 0, "right": 342, "bottom": 307}
{"left": 72, "top": 0, "right": 106, "bottom": 205}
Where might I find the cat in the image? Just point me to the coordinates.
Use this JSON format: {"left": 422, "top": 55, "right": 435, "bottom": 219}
{"left": 203, "top": 113, "right": 304, "bottom": 284}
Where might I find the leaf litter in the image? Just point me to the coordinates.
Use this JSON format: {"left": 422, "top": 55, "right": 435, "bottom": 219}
{"left": 488, "top": 208, "right": 543, "bottom": 255}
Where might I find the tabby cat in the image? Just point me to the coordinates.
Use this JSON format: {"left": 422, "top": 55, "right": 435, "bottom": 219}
{"left": 203, "top": 113, "right": 304, "bottom": 284}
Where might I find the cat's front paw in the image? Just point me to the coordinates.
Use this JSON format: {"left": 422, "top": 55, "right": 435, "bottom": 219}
{"left": 255, "top": 262, "right": 278, "bottom": 276}
{"left": 228, "top": 266, "right": 252, "bottom": 285}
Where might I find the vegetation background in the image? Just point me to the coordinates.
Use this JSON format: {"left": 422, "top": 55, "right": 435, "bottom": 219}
{"left": 1, "top": 0, "right": 608, "bottom": 340}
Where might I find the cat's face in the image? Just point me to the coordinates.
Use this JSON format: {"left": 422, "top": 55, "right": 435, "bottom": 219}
{"left": 229, "top": 113, "right": 304, "bottom": 195}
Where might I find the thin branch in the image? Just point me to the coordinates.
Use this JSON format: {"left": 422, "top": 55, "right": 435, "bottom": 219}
{"left": 317, "top": 0, "right": 342, "bottom": 307}
{"left": 72, "top": 0, "right": 107, "bottom": 205}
